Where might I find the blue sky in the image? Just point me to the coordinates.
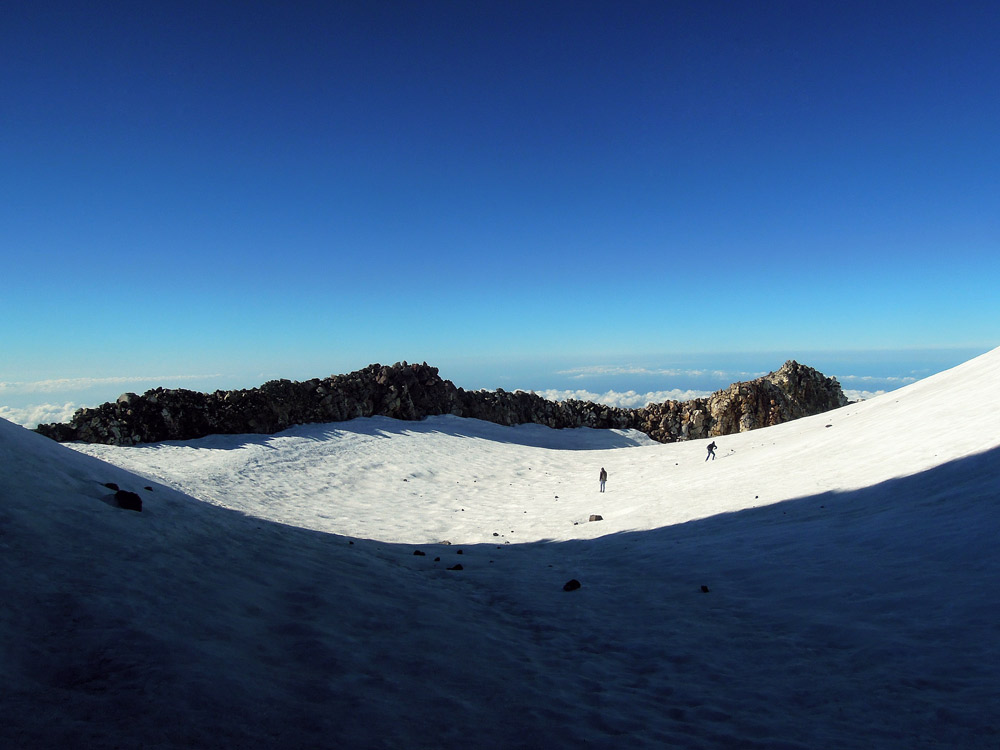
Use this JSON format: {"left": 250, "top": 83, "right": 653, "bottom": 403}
{"left": 2, "top": 1, "right": 998, "bottom": 423}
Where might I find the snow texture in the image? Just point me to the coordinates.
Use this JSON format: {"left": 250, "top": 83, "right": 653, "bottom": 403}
{"left": 2, "top": 348, "right": 999, "bottom": 749}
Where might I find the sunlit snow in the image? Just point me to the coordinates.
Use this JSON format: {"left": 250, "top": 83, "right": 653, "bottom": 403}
{"left": 2, "top": 348, "right": 999, "bottom": 748}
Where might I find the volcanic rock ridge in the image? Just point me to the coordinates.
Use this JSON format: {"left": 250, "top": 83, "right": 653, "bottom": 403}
{"left": 35, "top": 361, "right": 847, "bottom": 446}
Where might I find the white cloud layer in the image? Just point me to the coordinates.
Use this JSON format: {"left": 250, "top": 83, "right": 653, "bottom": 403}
{"left": 554, "top": 365, "right": 770, "bottom": 385}
{"left": 0, "top": 374, "right": 223, "bottom": 395}
{"left": 0, "top": 403, "right": 80, "bottom": 428}
{"left": 524, "top": 388, "right": 712, "bottom": 409}
{"left": 842, "top": 389, "right": 888, "bottom": 402}
{"left": 837, "top": 374, "right": 917, "bottom": 385}
{"left": 556, "top": 365, "right": 760, "bottom": 380}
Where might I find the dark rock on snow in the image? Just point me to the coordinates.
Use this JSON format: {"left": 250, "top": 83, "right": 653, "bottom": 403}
{"left": 114, "top": 490, "right": 142, "bottom": 512}
{"left": 35, "top": 360, "right": 847, "bottom": 447}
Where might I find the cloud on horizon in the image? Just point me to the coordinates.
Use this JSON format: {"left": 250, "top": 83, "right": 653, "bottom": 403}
{"left": 556, "top": 365, "right": 765, "bottom": 381}
{"left": 842, "top": 389, "right": 891, "bottom": 402}
{"left": 0, "top": 374, "right": 224, "bottom": 395}
{"left": 0, "top": 402, "right": 80, "bottom": 428}
{"left": 0, "top": 374, "right": 226, "bottom": 428}
{"left": 836, "top": 374, "right": 918, "bottom": 385}
{"left": 524, "top": 388, "right": 712, "bottom": 409}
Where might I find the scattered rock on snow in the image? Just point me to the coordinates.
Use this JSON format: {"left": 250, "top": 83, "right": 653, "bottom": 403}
{"left": 563, "top": 579, "right": 581, "bottom": 592}
{"left": 114, "top": 490, "right": 142, "bottom": 512}
{"left": 589, "top": 514, "right": 603, "bottom": 522}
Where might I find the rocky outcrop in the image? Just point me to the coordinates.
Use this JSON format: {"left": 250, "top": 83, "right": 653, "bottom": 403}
{"left": 632, "top": 360, "right": 848, "bottom": 442}
{"left": 35, "top": 360, "right": 846, "bottom": 446}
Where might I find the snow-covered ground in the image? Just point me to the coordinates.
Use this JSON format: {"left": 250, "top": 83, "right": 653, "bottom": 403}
{"left": 2, "top": 348, "right": 999, "bottom": 748}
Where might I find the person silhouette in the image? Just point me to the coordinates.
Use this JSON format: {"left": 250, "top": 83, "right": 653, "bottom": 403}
{"left": 599, "top": 467, "right": 608, "bottom": 492}
{"left": 705, "top": 441, "right": 717, "bottom": 461}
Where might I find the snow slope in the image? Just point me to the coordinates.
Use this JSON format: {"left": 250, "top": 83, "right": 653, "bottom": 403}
{"left": 3, "top": 348, "right": 1000, "bottom": 748}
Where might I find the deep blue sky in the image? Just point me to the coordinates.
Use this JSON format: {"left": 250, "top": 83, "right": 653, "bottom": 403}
{"left": 2, "top": 1, "right": 998, "bottom": 417}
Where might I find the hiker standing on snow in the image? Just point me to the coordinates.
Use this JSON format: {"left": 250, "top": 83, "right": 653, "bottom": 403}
{"left": 599, "top": 467, "right": 608, "bottom": 492}
{"left": 705, "top": 441, "right": 717, "bottom": 461}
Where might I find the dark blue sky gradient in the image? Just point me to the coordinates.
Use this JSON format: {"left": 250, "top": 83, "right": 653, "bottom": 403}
{"left": 3, "top": 1, "right": 998, "bottom": 394}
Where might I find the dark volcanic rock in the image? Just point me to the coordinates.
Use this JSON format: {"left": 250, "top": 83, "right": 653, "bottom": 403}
{"left": 114, "top": 490, "right": 143, "bottom": 512}
{"left": 35, "top": 360, "right": 847, "bottom": 446}
{"left": 631, "top": 360, "right": 847, "bottom": 442}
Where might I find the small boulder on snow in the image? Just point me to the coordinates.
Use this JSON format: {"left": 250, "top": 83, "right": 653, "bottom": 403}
{"left": 114, "top": 489, "right": 142, "bottom": 512}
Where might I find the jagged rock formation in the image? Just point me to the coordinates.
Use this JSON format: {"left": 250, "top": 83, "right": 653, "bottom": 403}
{"left": 35, "top": 360, "right": 846, "bottom": 446}
{"left": 633, "top": 361, "right": 848, "bottom": 442}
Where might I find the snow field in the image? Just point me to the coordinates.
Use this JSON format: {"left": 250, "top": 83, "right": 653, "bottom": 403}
{"left": 1, "top": 346, "right": 998, "bottom": 748}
